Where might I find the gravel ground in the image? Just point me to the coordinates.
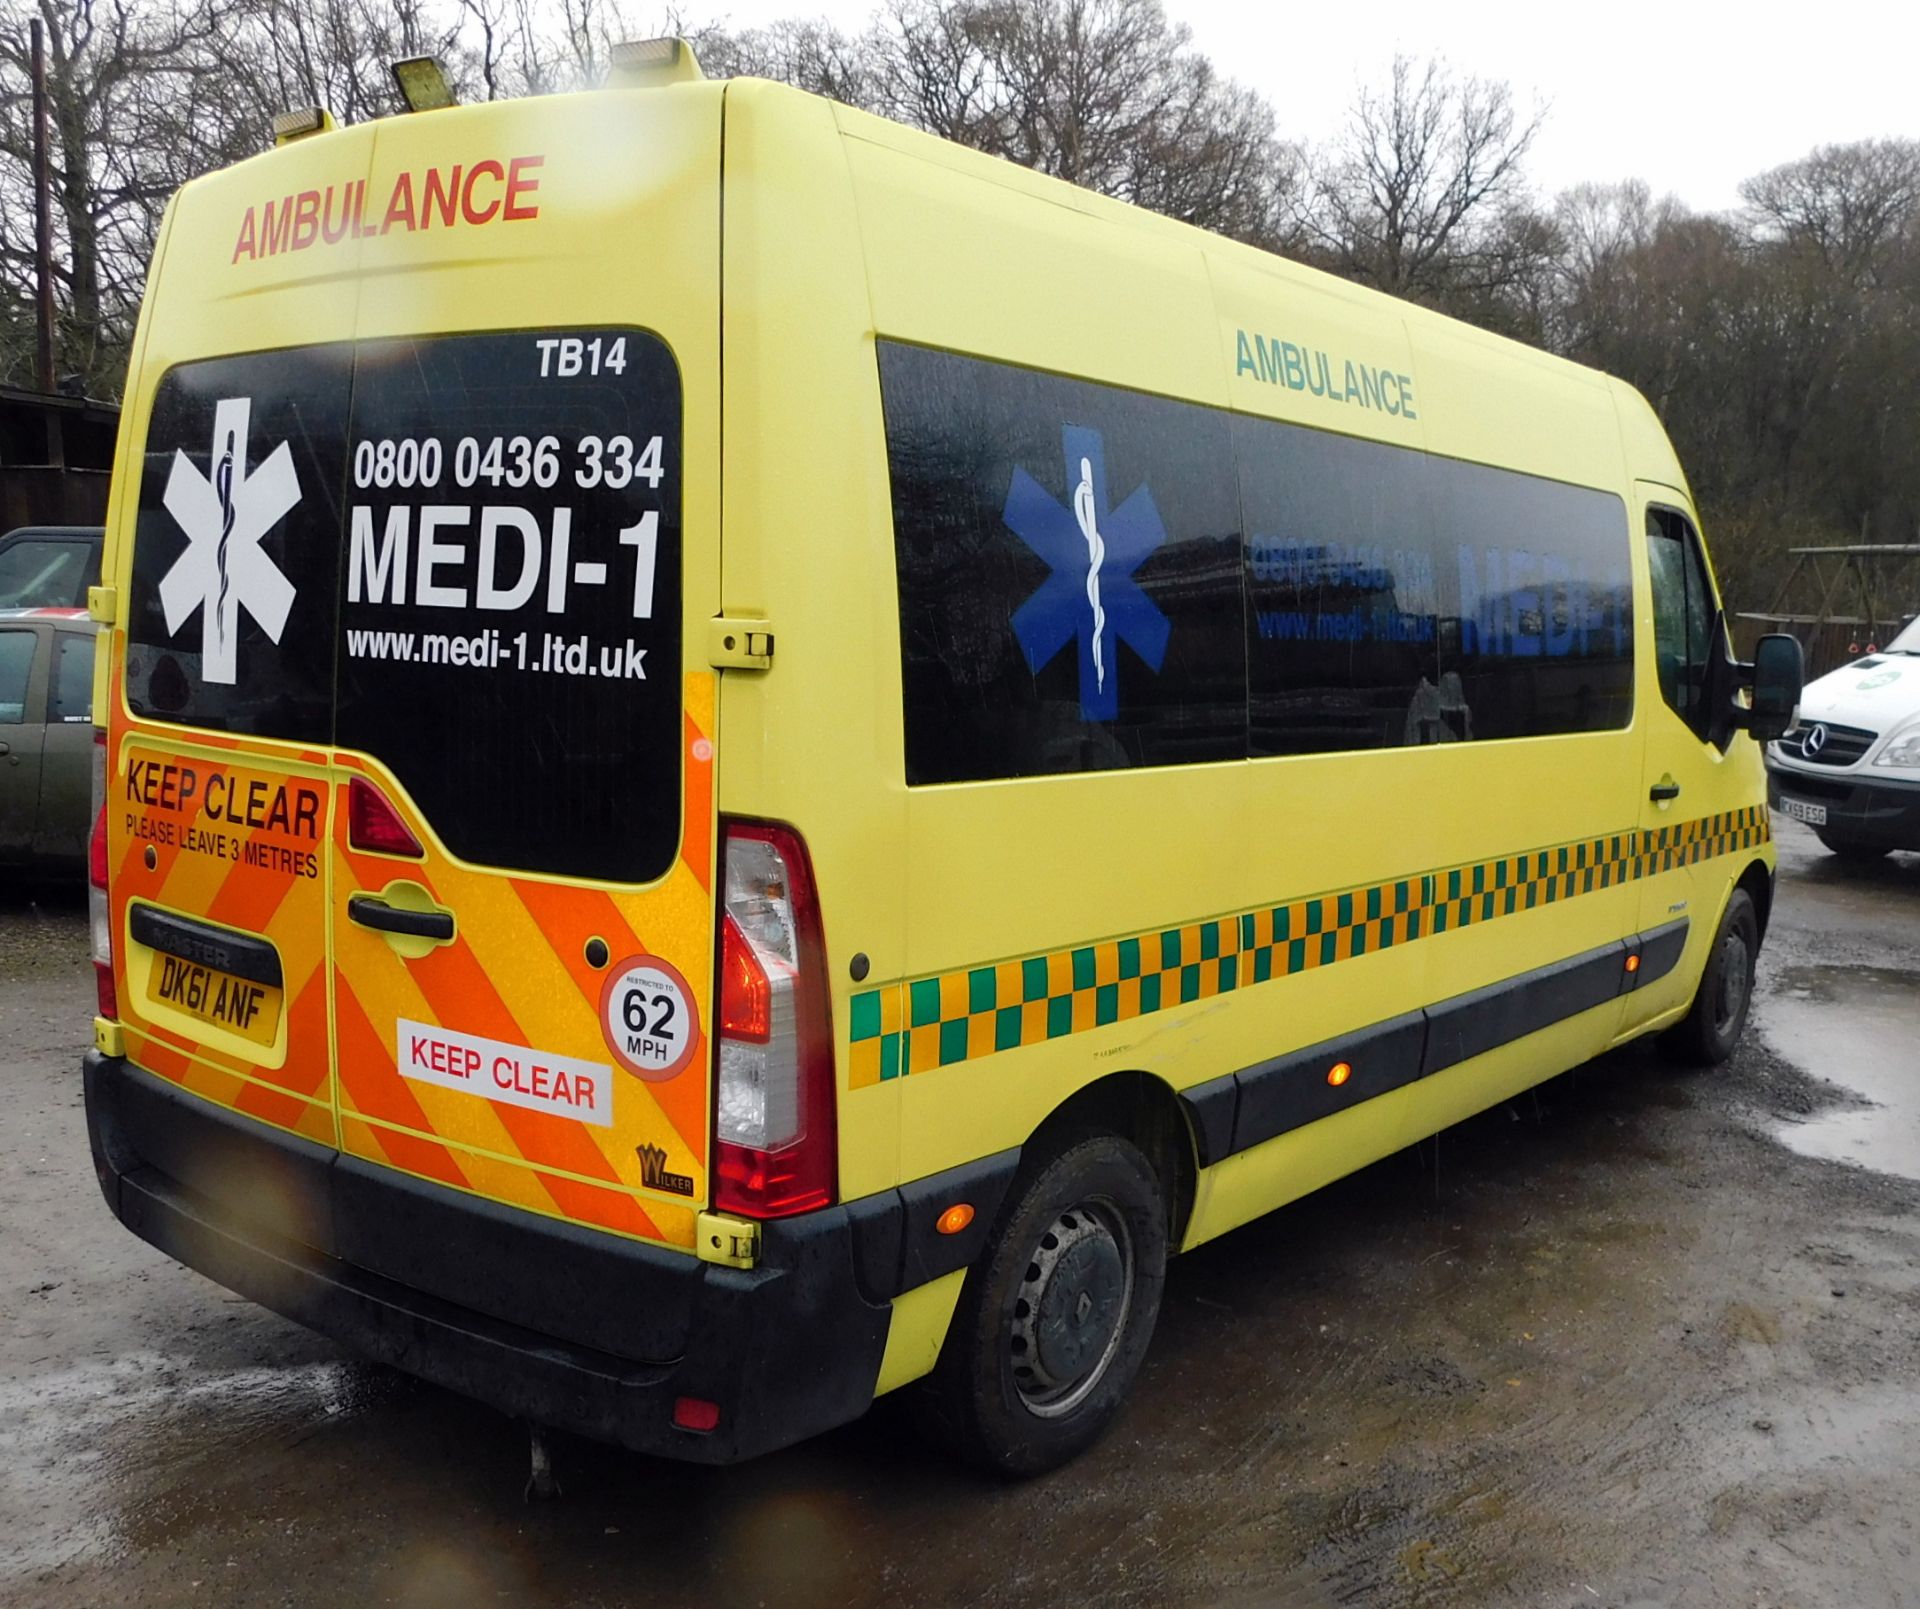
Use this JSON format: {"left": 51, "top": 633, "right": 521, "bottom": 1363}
{"left": 2, "top": 820, "right": 1918, "bottom": 1608}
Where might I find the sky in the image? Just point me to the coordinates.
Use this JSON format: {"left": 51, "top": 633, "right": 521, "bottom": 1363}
{"left": 694, "top": 0, "right": 1920, "bottom": 213}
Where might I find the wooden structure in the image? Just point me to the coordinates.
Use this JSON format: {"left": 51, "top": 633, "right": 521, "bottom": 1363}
{"left": 1735, "top": 544, "right": 1920, "bottom": 679}
{"left": 0, "top": 384, "right": 118, "bottom": 531}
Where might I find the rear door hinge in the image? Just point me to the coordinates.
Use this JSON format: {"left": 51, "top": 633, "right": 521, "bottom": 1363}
{"left": 707, "top": 617, "right": 774, "bottom": 671}
{"left": 88, "top": 584, "right": 118, "bottom": 625}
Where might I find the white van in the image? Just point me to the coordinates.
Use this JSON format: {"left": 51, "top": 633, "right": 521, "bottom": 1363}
{"left": 1767, "top": 616, "right": 1920, "bottom": 857}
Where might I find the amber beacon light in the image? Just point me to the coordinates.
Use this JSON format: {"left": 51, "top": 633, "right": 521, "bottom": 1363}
{"left": 391, "top": 56, "right": 458, "bottom": 113}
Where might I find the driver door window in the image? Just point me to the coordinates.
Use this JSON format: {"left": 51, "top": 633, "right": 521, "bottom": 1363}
{"left": 1645, "top": 508, "right": 1721, "bottom": 742}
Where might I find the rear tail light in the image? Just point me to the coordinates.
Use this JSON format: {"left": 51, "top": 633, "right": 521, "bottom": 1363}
{"left": 713, "top": 821, "right": 836, "bottom": 1219}
{"left": 89, "top": 728, "right": 115, "bottom": 1020}
{"left": 671, "top": 1395, "right": 721, "bottom": 1433}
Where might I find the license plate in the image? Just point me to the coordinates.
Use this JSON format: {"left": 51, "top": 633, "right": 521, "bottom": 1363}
{"left": 147, "top": 952, "right": 282, "bottom": 1045}
{"left": 1777, "top": 796, "right": 1828, "bottom": 827}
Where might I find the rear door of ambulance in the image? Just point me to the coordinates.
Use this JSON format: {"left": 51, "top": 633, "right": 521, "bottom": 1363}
{"left": 110, "top": 87, "right": 722, "bottom": 1255}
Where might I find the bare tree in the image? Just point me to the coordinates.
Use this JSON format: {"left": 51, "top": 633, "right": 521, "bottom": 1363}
{"left": 847, "top": 0, "right": 1291, "bottom": 245}
{"left": 1742, "top": 138, "right": 1920, "bottom": 283}
{"left": 697, "top": 15, "right": 871, "bottom": 103}
{"left": 1294, "top": 54, "right": 1545, "bottom": 304}
{"left": 0, "top": 0, "right": 242, "bottom": 392}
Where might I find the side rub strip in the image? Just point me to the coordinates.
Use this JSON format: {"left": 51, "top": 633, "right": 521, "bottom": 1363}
{"left": 1188, "top": 917, "right": 1689, "bottom": 1165}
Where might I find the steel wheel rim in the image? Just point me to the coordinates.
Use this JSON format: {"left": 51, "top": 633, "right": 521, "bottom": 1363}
{"left": 1007, "top": 1196, "right": 1134, "bottom": 1419}
{"left": 1714, "top": 926, "right": 1752, "bottom": 1035}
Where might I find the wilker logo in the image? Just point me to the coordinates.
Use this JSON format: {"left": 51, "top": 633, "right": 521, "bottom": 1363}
{"left": 637, "top": 1142, "right": 694, "bottom": 1197}
{"left": 159, "top": 397, "right": 301, "bottom": 685}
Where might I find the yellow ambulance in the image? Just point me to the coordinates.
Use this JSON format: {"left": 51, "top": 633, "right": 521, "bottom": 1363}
{"left": 81, "top": 42, "right": 1802, "bottom": 1475}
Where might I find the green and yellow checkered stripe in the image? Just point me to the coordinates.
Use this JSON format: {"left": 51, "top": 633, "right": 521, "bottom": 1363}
{"left": 847, "top": 805, "right": 1768, "bottom": 1087}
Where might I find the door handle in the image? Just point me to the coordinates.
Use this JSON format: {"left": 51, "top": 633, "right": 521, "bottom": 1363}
{"left": 1649, "top": 778, "right": 1681, "bottom": 802}
{"left": 348, "top": 894, "right": 454, "bottom": 942}
{"left": 0, "top": 740, "right": 10, "bottom": 757}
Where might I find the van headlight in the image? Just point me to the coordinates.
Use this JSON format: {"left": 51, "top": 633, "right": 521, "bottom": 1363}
{"left": 1873, "top": 722, "right": 1920, "bottom": 772}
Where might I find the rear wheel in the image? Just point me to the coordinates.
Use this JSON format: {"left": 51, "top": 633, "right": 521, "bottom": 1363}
{"left": 913, "top": 1133, "right": 1167, "bottom": 1477}
{"left": 1663, "top": 887, "right": 1759, "bottom": 1066}
{"left": 1814, "top": 830, "right": 1890, "bottom": 863}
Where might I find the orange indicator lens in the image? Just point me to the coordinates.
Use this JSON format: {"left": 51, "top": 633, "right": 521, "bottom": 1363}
{"left": 1327, "top": 1061, "right": 1352, "bottom": 1087}
{"left": 936, "top": 1203, "right": 975, "bottom": 1235}
{"left": 1625, "top": 954, "right": 1641, "bottom": 973}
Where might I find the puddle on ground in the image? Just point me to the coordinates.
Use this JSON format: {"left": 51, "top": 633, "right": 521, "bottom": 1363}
{"left": 1760, "top": 965, "right": 1920, "bottom": 1181}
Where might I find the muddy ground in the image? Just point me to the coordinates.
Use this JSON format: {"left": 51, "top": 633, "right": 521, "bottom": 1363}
{"left": 3, "top": 819, "right": 1918, "bottom": 1608}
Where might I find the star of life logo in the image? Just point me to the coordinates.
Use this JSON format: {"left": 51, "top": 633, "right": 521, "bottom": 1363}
{"left": 159, "top": 397, "right": 302, "bottom": 685}
{"left": 1003, "top": 425, "right": 1170, "bottom": 721}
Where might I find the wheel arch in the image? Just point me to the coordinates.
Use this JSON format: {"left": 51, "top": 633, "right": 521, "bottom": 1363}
{"left": 1022, "top": 1069, "right": 1201, "bottom": 1247}
{"left": 1735, "top": 855, "right": 1774, "bottom": 941}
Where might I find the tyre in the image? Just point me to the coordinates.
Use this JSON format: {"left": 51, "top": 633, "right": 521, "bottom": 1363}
{"left": 1663, "top": 887, "right": 1759, "bottom": 1066}
{"left": 913, "top": 1133, "right": 1168, "bottom": 1478}
{"left": 1814, "top": 831, "right": 1890, "bottom": 863}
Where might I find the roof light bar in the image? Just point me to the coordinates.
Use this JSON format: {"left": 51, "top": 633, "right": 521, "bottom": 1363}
{"left": 391, "top": 56, "right": 457, "bottom": 113}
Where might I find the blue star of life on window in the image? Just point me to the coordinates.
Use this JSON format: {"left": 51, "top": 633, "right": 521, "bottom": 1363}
{"left": 1003, "top": 425, "right": 1171, "bottom": 722}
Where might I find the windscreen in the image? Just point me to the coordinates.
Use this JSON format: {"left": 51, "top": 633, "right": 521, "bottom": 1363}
{"left": 125, "top": 329, "right": 684, "bottom": 883}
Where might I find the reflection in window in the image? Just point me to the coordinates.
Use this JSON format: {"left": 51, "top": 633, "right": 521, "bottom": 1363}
{"left": 0, "top": 631, "right": 36, "bottom": 724}
{"left": 0, "top": 541, "right": 87, "bottom": 609}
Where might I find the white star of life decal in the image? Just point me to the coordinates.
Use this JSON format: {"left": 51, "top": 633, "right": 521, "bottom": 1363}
{"left": 158, "top": 397, "right": 301, "bottom": 686}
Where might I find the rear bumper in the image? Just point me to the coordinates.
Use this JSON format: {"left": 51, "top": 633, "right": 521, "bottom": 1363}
{"left": 83, "top": 1052, "right": 893, "bottom": 1464}
{"left": 1767, "top": 764, "right": 1920, "bottom": 850}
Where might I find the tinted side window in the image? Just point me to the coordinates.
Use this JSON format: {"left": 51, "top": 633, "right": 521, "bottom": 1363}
{"left": 1646, "top": 507, "right": 1719, "bottom": 739}
{"left": 884, "top": 342, "right": 1637, "bottom": 782}
{"left": 882, "top": 342, "right": 1245, "bottom": 784}
{"left": 1240, "top": 417, "right": 1435, "bottom": 754}
{"left": 0, "top": 630, "right": 34, "bottom": 723}
{"left": 1432, "top": 456, "right": 1635, "bottom": 742}
{"left": 51, "top": 633, "right": 93, "bottom": 723}
{"left": 1239, "top": 424, "right": 1632, "bottom": 754}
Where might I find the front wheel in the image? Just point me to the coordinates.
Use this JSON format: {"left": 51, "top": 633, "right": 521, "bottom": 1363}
{"left": 1663, "top": 887, "right": 1759, "bottom": 1066}
{"left": 912, "top": 1134, "right": 1168, "bottom": 1477}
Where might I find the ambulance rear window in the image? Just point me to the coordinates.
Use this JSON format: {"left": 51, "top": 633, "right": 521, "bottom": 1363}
{"left": 125, "top": 330, "right": 684, "bottom": 884}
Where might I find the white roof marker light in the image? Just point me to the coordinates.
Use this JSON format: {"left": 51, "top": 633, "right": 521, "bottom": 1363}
{"left": 270, "top": 107, "right": 334, "bottom": 147}
{"left": 608, "top": 37, "right": 705, "bottom": 86}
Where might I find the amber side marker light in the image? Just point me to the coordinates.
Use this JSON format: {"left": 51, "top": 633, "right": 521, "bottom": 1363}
{"left": 1625, "top": 954, "right": 1642, "bottom": 974}
{"left": 1327, "top": 1061, "right": 1353, "bottom": 1088}
{"left": 936, "top": 1203, "right": 975, "bottom": 1236}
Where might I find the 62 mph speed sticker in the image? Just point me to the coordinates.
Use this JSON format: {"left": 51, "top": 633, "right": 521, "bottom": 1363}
{"left": 600, "top": 954, "right": 699, "bottom": 1081}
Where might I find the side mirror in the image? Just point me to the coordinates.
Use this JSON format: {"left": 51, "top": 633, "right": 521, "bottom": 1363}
{"left": 1737, "top": 633, "right": 1803, "bottom": 743}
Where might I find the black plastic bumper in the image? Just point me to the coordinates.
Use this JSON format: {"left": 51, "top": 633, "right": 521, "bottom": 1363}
{"left": 83, "top": 1051, "right": 895, "bottom": 1464}
{"left": 1768, "top": 766, "right": 1920, "bottom": 851}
